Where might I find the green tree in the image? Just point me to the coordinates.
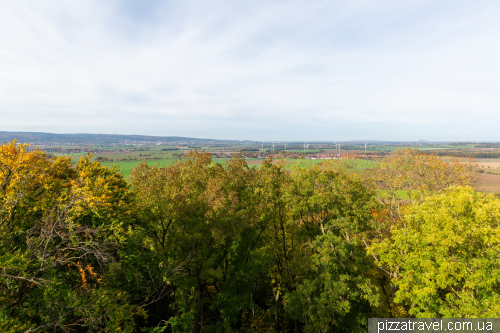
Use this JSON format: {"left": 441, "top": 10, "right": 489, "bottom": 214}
{"left": 283, "top": 161, "right": 380, "bottom": 332}
{"left": 254, "top": 159, "right": 297, "bottom": 331}
{"left": 370, "top": 187, "right": 500, "bottom": 317}
{"left": 131, "top": 152, "right": 264, "bottom": 332}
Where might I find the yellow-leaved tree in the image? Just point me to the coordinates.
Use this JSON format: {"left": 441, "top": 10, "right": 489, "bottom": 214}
{"left": 366, "top": 149, "right": 480, "bottom": 317}
{"left": 0, "top": 140, "right": 142, "bottom": 332}
{"left": 370, "top": 187, "right": 500, "bottom": 317}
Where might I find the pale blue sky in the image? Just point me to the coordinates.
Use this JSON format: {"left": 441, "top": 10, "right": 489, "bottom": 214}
{"left": 1, "top": 1, "right": 500, "bottom": 141}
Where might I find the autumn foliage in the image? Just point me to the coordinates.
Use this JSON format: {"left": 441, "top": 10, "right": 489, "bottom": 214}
{"left": 0, "top": 142, "right": 498, "bottom": 332}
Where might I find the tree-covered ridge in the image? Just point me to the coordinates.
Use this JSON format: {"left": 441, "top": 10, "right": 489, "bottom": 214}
{"left": 0, "top": 132, "right": 253, "bottom": 145}
{"left": 0, "top": 141, "right": 495, "bottom": 332}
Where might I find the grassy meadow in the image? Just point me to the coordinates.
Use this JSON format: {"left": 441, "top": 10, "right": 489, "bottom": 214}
{"left": 97, "top": 158, "right": 378, "bottom": 180}
{"left": 50, "top": 143, "right": 500, "bottom": 193}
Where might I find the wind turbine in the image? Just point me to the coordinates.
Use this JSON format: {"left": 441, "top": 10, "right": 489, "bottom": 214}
{"left": 364, "top": 143, "right": 367, "bottom": 152}
{"left": 284, "top": 143, "right": 287, "bottom": 151}
{"left": 303, "top": 142, "right": 307, "bottom": 152}
{"left": 261, "top": 143, "right": 264, "bottom": 151}
{"left": 272, "top": 142, "right": 275, "bottom": 152}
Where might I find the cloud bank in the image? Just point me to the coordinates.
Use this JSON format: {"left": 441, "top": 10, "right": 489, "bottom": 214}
{"left": 1, "top": 0, "right": 500, "bottom": 140}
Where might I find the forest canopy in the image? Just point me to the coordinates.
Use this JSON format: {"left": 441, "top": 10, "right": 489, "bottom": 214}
{"left": 0, "top": 141, "right": 495, "bottom": 333}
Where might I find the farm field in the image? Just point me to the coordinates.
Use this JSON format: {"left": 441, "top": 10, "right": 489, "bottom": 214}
{"left": 60, "top": 143, "right": 500, "bottom": 195}
{"left": 476, "top": 173, "right": 500, "bottom": 193}
{"left": 475, "top": 158, "right": 500, "bottom": 169}
{"left": 44, "top": 142, "right": 500, "bottom": 193}
{"left": 99, "top": 159, "right": 177, "bottom": 179}
{"left": 92, "top": 155, "right": 376, "bottom": 180}
{"left": 370, "top": 144, "right": 477, "bottom": 151}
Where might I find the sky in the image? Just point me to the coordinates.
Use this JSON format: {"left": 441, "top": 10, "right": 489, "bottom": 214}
{"left": 1, "top": 0, "right": 500, "bottom": 141}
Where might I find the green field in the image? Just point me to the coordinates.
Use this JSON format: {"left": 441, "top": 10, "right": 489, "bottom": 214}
{"left": 100, "top": 159, "right": 177, "bottom": 179}
{"left": 53, "top": 143, "right": 379, "bottom": 181}
{"left": 93, "top": 157, "right": 377, "bottom": 180}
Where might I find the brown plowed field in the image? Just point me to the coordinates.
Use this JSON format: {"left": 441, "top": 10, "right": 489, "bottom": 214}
{"left": 477, "top": 173, "right": 500, "bottom": 193}
{"left": 477, "top": 161, "right": 500, "bottom": 169}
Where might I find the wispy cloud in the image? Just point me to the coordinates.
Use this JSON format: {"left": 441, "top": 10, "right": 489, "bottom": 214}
{"left": 1, "top": 0, "right": 500, "bottom": 140}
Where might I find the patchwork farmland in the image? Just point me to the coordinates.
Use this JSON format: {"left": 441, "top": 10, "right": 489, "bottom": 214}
{"left": 28, "top": 139, "right": 500, "bottom": 193}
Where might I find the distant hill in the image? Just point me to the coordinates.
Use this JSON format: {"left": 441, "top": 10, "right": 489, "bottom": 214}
{"left": 4, "top": 131, "right": 493, "bottom": 146}
{"left": 0, "top": 131, "right": 254, "bottom": 145}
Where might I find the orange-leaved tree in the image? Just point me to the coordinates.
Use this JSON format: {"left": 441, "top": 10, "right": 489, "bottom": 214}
{"left": 367, "top": 149, "right": 480, "bottom": 317}
{"left": 370, "top": 149, "right": 478, "bottom": 223}
{"left": 0, "top": 140, "right": 142, "bottom": 333}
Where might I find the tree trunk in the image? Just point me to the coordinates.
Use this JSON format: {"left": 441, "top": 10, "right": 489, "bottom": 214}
{"left": 193, "top": 285, "right": 204, "bottom": 333}
{"left": 274, "top": 292, "right": 280, "bottom": 330}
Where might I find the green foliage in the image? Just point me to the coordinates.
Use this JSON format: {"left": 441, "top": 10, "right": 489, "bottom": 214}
{"left": 370, "top": 187, "right": 500, "bottom": 317}
{"left": 283, "top": 162, "right": 380, "bottom": 332}
{"left": 130, "top": 155, "right": 382, "bottom": 332}
{"left": 131, "top": 152, "right": 264, "bottom": 332}
{"left": 285, "top": 231, "right": 378, "bottom": 332}
{"left": 4, "top": 141, "right": 497, "bottom": 332}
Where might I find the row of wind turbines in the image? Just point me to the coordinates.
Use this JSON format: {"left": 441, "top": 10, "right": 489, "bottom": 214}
{"left": 261, "top": 142, "right": 303, "bottom": 152}
{"left": 259, "top": 142, "right": 369, "bottom": 152}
